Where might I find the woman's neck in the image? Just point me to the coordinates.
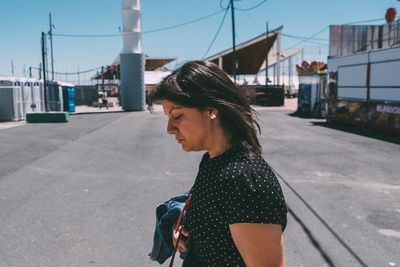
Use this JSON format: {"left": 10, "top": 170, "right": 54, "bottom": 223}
{"left": 207, "top": 129, "right": 232, "bottom": 158}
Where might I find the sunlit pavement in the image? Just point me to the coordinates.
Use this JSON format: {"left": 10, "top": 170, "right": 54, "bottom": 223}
{"left": 0, "top": 100, "right": 398, "bottom": 267}
{"left": 0, "top": 121, "right": 26, "bottom": 130}
{"left": 73, "top": 105, "right": 123, "bottom": 114}
{"left": 149, "top": 97, "right": 298, "bottom": 113}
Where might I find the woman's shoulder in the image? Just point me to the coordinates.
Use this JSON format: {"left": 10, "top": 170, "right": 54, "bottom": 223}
{"left": 216, "top": 156, "right": 280, "bottom": 197}
{"left": 218, "top": 154, "right": 288, "bottom": 228}
{"left": 222, "top": 153, "right": 273, "bottom": 178}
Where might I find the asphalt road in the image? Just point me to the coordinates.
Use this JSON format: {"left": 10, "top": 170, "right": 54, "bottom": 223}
{"left": 0, "top": 106, "right": 399, "bottom": 267}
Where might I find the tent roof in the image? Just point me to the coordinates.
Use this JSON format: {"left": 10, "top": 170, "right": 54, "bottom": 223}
{"left": 92, "top": 56, "right": 176, "bottom": 80}
{"left": 204, "top": 26, "right": 283, "bottom": 75}
{"left": 144, "top": 71, "right": 172, "bottom": 85}
{"left": 144, "top": 57, "right": 176, "bottom": 71}
{"left": 112, "top": 56, "right": 176, "bottom": 71}
{"left": 259, "top": 47, "right": 303, "bottom": 70}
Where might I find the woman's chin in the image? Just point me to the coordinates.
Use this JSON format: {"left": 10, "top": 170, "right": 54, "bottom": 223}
{"left": 181, "top": 142, "right": 196, "bottom": 152}
{"left": 181, "top": 144, "right": 204, "bottom": 153}
{"left": 181, "top": 144, "right": 192, "bottom": 152}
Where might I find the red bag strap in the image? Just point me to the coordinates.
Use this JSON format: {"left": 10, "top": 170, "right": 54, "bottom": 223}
{"left": 169, "top": 194, "right": 192, "bottom": 267}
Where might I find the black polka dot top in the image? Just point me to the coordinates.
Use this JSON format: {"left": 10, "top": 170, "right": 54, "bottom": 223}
{"left": 182, "top": 144, "right": 287, "bottom": 267}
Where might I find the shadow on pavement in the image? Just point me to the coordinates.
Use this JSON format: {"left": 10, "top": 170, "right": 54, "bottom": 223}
{"left": 287, "top": 111, "right": 319, "bottom": 119}
{"left": 310, "top": 121, "right": 400, "bottom": 145}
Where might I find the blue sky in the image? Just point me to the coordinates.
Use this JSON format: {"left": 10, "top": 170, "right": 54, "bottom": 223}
{"left": 0, "top": 0, "right": 397, "bottom": 82}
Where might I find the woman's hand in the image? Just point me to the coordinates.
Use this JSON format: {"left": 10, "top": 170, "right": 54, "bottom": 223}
{"left": 172, "top": 225, "right": 190, "bottom": 253}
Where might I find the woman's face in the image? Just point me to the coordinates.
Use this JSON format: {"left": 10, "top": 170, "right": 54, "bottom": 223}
{"left": 162, "top": 100, "right": 215, "bottom": 152}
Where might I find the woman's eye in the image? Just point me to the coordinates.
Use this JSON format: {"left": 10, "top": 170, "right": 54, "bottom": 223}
{"left": 174, "top": 115, "right": 183, "bottom": 120}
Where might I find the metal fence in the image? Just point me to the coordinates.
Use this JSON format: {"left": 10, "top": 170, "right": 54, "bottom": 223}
{"left": 329, "top": 19, "right": 400, "bottom": 57}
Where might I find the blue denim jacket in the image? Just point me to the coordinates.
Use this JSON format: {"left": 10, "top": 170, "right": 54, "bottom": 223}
{"left": 149, "top": 192, "right": 189, "bottom": 264}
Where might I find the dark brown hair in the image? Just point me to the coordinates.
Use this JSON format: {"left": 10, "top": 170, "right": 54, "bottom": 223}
{"left": 149, "top": 60, "right": 261, "bottom": 154}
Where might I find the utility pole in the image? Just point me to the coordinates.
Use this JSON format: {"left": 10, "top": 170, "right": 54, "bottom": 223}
{"left": 276, "top": 30, "right": 281, "bottom": 86}
{"left": 230, "top": 0, "right": 237, "bottom": 82}
{"left": 48, "top": 13, "right": 55, "bottom": 81}
{"left": 29, "top": 66, "right": 32, "bottom": 78}
{"left": 101, "top": 66, "right": 105, "bottom": 94}
{"left": 38, "top": 63, "right": 42, "bottom": 79}
{"left": 11, "top": 60, "right": 15, "bottom": 77}
{"left": 77, "top": 67, "right": 80, "bottom": 85}
{"left": 41, "top": 32, "right": 49, "bottom": 112}
{"left": 265, "top": 21, "right": 269, "bottom": 88}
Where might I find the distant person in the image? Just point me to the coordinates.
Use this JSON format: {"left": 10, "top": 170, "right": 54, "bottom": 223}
{"left": 100, "top": 94, "right": 108, "bottom": 110}
{"left": 150, "top": 60, "right": 287, "bottom": 266}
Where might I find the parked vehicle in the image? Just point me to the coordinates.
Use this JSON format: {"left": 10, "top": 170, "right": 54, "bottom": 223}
{"left": 327, "top": 46, "right": 400, "bottom": 135}
{"left": 284, "top": 84, "right": 298, "bottom": 98}
{"left": 247, "top": 85, "right": 285, "bottom": 106}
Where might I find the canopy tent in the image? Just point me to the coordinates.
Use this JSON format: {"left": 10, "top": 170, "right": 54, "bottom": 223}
{"left": 91, "top": 57, "right": 176, "bottom": 80}
{"left": 204, "top": 26, "right": 283, "bottom": 75}
{"left": 258, "top": 47, "right": 303, "bottom": 70}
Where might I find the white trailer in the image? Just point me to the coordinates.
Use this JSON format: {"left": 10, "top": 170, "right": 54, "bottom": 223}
{"left": 327, "top": 46, "right": 400, "bottom": 134}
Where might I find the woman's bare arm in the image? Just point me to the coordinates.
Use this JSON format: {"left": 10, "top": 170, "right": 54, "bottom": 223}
{"left": 229, "top": 223, "right": 286, "bottom": 267}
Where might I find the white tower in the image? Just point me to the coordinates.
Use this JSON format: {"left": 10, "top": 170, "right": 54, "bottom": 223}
{"left": 120, "top": 0, "right": 145, "bottom": 111}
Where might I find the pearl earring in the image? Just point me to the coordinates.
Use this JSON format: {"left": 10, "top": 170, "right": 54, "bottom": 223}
{"left": 210, "top": 114, "right": 216, "bottom": 120}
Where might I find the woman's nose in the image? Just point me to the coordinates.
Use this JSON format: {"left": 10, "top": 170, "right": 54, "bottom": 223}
{"left": 167, "top": 119, "right": 175, "bottom": 135}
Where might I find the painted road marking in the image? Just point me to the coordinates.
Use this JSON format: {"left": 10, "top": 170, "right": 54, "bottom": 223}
{"left": 378, "top": 229, "right": 400, "bottom": 238}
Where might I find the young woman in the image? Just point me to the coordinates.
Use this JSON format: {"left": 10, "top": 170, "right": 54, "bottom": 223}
{"left": 150, "top": 60, "right": 287, "bottom": 267}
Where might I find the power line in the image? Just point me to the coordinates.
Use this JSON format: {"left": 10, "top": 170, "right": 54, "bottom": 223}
{"left": 220, "top": 0, "right": 268, "bottom": 11}
{"left": 235, "top": 0, "right": 268, "bottom": 11}
{"left": 53, "top": 33, "right": 121, "bottom": 38}
{"left": 53, "top": 9, "right": 225, "bottom": 38}
{"left": 288, "top": 26, "right": 330, "bottom": 49}
{"left": 281, "top": 33, "right": 329, "bottom": 47}
{"left": 271, "top": 16, "right": 397, "bottom": 51}
{"left": 220, "top": 0, "right": 229, "bottom": 10}
{"left": 281, "top": 33, "right": 328, "bottom": 42}
{"left": 281, "top": 24, "right": 400, "bottom": 45}
{"left": 345, "top": 17, "right": 386, "bottom": 25}
{"left": 202, "top": 6, "right": 230, "bottom": 59}
{"left": 31, "top": 66, "right": 100, "bottom": 75}
{"left": 287, "top": 17, "right": 400, "bottom": 54}
{"left": 144, "top": 9, "right": 225, "bottom": 33}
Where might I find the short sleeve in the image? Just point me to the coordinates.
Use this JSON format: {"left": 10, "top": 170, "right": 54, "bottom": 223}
{"left": 219, "top": 163, "right": 287, "bottom": 229}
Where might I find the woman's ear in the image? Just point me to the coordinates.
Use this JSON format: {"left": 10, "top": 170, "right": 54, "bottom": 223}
{"left": 207, "top": 108, "right": 218, "bottom": 120}
{"left": 207, "top": 108, "right": 218, "bottom": 115}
